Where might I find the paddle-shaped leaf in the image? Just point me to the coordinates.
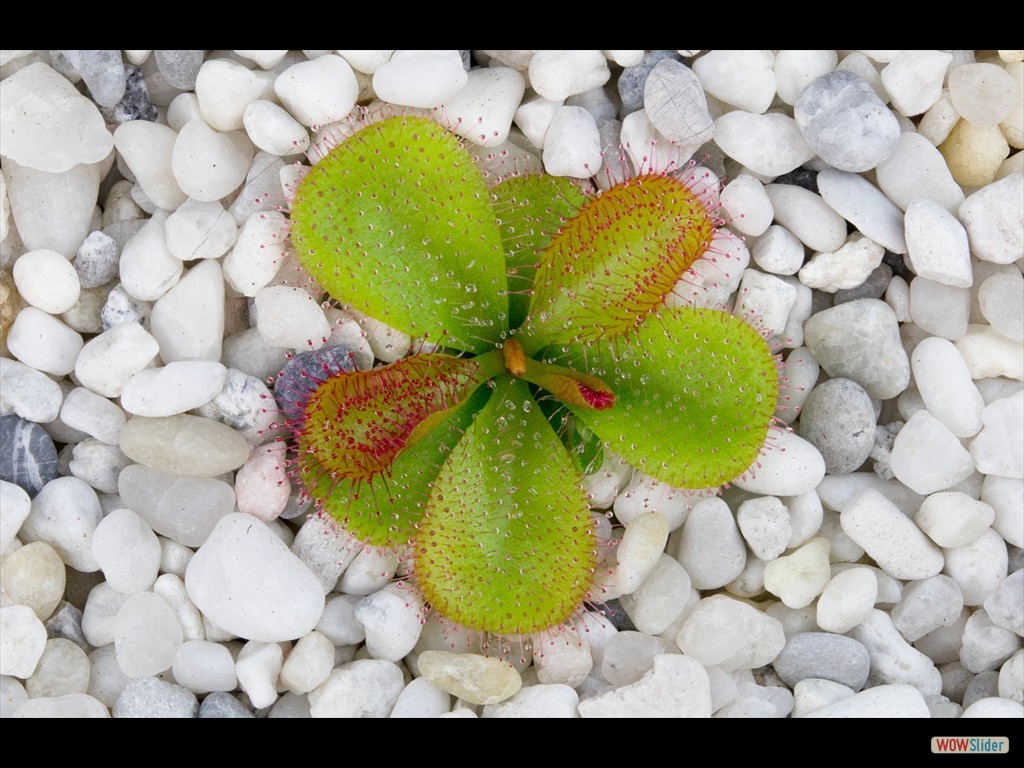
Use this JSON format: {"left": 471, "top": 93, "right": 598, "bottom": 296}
{"left": 553, "top": 306, "right": 780, "bottom": 490}
{"left": 289, "top": 115, "right": 509, "bottom": 354}
{"left": 413, "top": 377, "right": 596, "bottom": 636}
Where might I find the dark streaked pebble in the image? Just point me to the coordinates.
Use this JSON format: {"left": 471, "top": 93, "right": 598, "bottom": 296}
{"left": 0, "top": 415, "right": 58, "bottom": 497}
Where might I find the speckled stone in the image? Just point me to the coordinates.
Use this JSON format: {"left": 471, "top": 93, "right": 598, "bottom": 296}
{"left": 113, "top": 676, "right": 199, "bottom": 718}
{"left": 74, "top": 231, "right": 120, "bottom": 289}
{"left": 198, "top": 691, "right": 255, "bottom": 718}
{"left": 99, "top": 64, "right": 158, "bottom": 124}
{"left": 798, "top": 378, "right": 877, "bottom": 474}
{"left": 0, "top": 415, "right": 58, "bottom": 496}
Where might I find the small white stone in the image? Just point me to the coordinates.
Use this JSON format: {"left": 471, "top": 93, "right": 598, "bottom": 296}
{"left": 774, "top": 50, "right": 840, "bottom": 105}
{"left": 979, "top": 271, "right": 1024, "bottom": 343}
{"left": 715, "top": 112, "right": 815, "bottom": 176}
{"left": 164, "top": 198, "right": 238, "bottom": 261}
{"left": 0, "top": 605, "right": 47, "bottom": 678}
{"left": 195, "top": 58, "right": 276, "bottom": 133}
{"left": 0, "top": 358, "right": 63, "bottom": 424}
{"left": 335, "top": 50, "right": 394, "bottom": 74}
{"left": 59, "top": 387, "right": 125, "bottom": 445}
{"left": 172, "top": 639, "right": 237, "bottom": 694}
{"left": 909, "top": 277, "right": 970, "bottom": 341}
{"left": 233, "top": 50, "right": 289, "bottom": 69}
{"left": 149, "top": 259, "right": 225, "bottom": 362}
{"left": 354, "top": 584, "right": 424, "bottom": 663}
{"left": 528, "top": 50, "right": 610, "bottom": 102}
{"left": 840, "top": 489, "right": 944, "bottom": 579}
{"left": 235, "top": 640, "right": 284, "bottom": 709}
{"left": 672, "top": 496, "right": 746, "bottom": 590}
{"left": 578, "top": 654, "right": 711, "bottom": 718}
{"left": 6, "top": 307, "right": 83, "bottom": 376}
{"left": 751, "top": 225, "right": 806, "bottom": 276}
{"left": 114, "top": 591, "right": 183, "bottom": 678}
{"left": 172, "top": 120, "right": 254, "bottom": 203}
{"left": 732, "top": 430, "right": 827, "bottom": 497}
{"left": 153, "top": 573, "right": 205, "bottom": 642}
{"left": 721, "top": 174, "right": 774, "bottom": 236}
{"left": 816, "top": 566, "right": 878, "bottom": 634}
{"left": 736, "top": 496, "right": 792, "bottom": 561}
{"left": 434, "top": 66, "right": 524, "bottom": 146}
{"left": 309, "top": 659, "right": 404, "bottom": 717}
{"left": 482, "top": 683, "right": 579, "bottom": 718}
{"left": 955, "top": 324, "right": 1024, "bottom": 380}
{"left": 881, "top": 51, "right": 952, "bottom": 117}
{"left": 959, "top": 173, "right": 1023, "bottom": 265}
{"left": 735, "top": 269, "right": 797, "bottom": 339}
{"left": 620, "top": 553, "right": 692, "bottom": 636}
{"left": 275, "top": 55, "right": 359, "bottom": 126}
{"left": 817, "top": 168, "right": 907, "bottom": 254}
{"left": 234, "top": 445, "right": 290, "bottom": 522}
{"left": 677, "top": 594, "right": 786, "bottom": 671}
{"left": 763, "top": 536, "right": 832, "bottom": 609}
{"left": 92, "top": 508, "right": 161, "bottom": 594}
{"left": 949, "top": 62, "right": 1018, "bottom": 127}
{"left": 542, "top": 106, "right": 602, "bottom": 178}
{"left": 694, "top": 50, "right": 777, "bottom": 113}
{"left": 912, "top": 337, "right": 984, "bottom": 438}
{"left": 81, "top": 583, "right": 131, "bottom": 648}
{"left": 389, "top": 677, "right": 450, "bottom": 718}
{"left": 12, "top": 249, "right": 80, "bottom": 314}
{"left": 803, "top": 683, "right": 929, "bottom": 717}
{"left": 903, "top": 199, "right": 972, "bottom": 287}
{"left": 890, "top": 410, "right": 976, "bottom": 495}
{"left": 243, "top": 100, "right": 310, "bottom": 157}
{"left": 915, "top": 492, "right": 995, "bottom": 550}
{"left": 850, "top": 609, "right": 942, "bottom": 694}
{"left": 875, "top": 132, "right": 965, "bottom": 213}
{"left": 943, "top": 528, "right": 1009, "bottom": 607}
{"left": 255, "top": 285, "right": 330, "bottom": 350}
{"left": 763, "top": 184, "right": 848, "bottom": 253}
{"left": 961, "top": 697, "right": 1024, "bottom": 718}
{"left": 120, "top": 361, "right": 227, "bottom": 418}
{"left": 21, "top": 476, "right": 102, "bottom": 572}
{"left": 533, "top": 634, "right": 593, "bottom": 688}
{"left": 279, "top": 630, "right": 334, "bottom": 695}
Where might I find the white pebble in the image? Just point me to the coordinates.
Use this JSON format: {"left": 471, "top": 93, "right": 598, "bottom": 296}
{"left": 735, "top": 269, "right": 797, "bottom": 339}
{"left": 354, "top": 584, "right": 424, "bottom": 663}
{"left": 59, "top": 386, "right": 125, "bottom": 445}
{"left": 978, "top": 271, "right": 1024, "bottom": 343}
{"left": 75, "top": 321, "right": 159, "bottom": 398}
{"left": 948, "top": 62, "right": 1018, "bottom": 126}
{"left": 880, "top": 51, "right": 952, "bottom": 117}
{"left": 435, "top": 66, "right": 524, "bottom": 146}
{"left": 955, "top": 324, "right": 1024, "bottom": 380}
{"left": 890, "top": 410, "right": 976, "bottom": 495}
{"left": 736, "top": 496, "right": 792, "bottom": 561}
{"left": 720, "top": 174, "right": 773, "bottom": 236}
{"left": 234, "top": 445, "right": 289, "bottom": 522}
{"left": 528, "top": 50, "right": 610, "bottom": 102}
{"left": 840, "top": 489, "right": 944, "bottom": 580}
{"left": 315, "top": 595, "right": 364, "bottom": 647}
{"left": 763, "top": 536, "right": 831, "bottom": 609}
{"left": 817, "top": 169, "right": 907, "bottom": 254}
{"left": 279, "top": 630, "right": 334, "bottom": 695}
{"left": 694, "top": 50, "right": 777, "bottom": 113}
{"left": 614, "top": 512, "right": 670, "bottom": 595}
{"left": 909, "top": 277, "right": 970, "bottom": 340}
{"left": 21, "top": 476, "right": 102, "bottom": 572}
{"left": 958, "top": 173, "right": 1023, "bottom": 265}
{"left": 676, "top": 594, "right": 786, "bottom": 671}
{"left": 243, "top": 100, "right": 310, "bottom": 157}
{"left": 255, "top": 285, "right": 330, "bottom": 349}
{"left": 851, "top": 609, "right": 942, "bottom": 694}
{"left": 970, "top": 390, "right": 1024, "bottom": 479}
{"left": 915, "top": 492, "right": 994, "bottom": 548}
{"left": 751, "top": 225, "right": 806, "bottom": 276}
{"left": 803, "top": 683, "right": 929, "bottom": 717}
{"left": 733, "top": 429, "right": 826, "bottom": 497}
{"left": 172, "top": 120, "right": 254, "bottom": 203}
{"left": 533, "top": 634, "right": 593, "bottom": 688}
{"left": 120, "top": 361, "right": 227, "bottom": 417}
{"left": 112, "top": 121, "right": 187, "bottom": 211}
{"left": 185, "top": 513, "right": 325, "bottom": 642}
{"left": 172, "top": 639, "right": 237, "bottom": 694}
{"left": 904, "top": 198, "right": 972, "bottom": 287}
{"left": 235, "top": 640, "right": 284, "bottom": 709}
{"left": 0, "top": 358, "right": 63, "bottom": 424}
{"left": 150, "top": 259, "right": 225, "bottom": 362}
{"left": 6, "top": 307, "right": 83, "bottom": 376}
{"left": 309, "top": 659, "right": 404, "bottom": 717}
{"left": 620, "top": 553, "right": 691, "bottom": 636}
{"left": 673, "top": 496, "right": 746, "bottom": 590}
{"left": 275, "top": 55, "right": 359, "bottom": 127}
{"left": 371, "top": 50, "right": 467, "bottom": 109}
{"left": 164, "top": 198, "right": 238, "bottom": 261}
{"left": 774, "top": 50, "right": 839, "bottom": 105}
{"left": 816, "top": 566, "right": 878, "bottom": 634}
{"left": 578, "top": 654, "right": 711, "bottom": 718}
{"left": 12, "top": 249, "right": 80, "bottom": 314}
{"left": 0, "top": 605, "right": 47, "bottom": 678}
{"left": 81, "top": 583, "right": 131, "bottom": 648}
{"left": 482, "top": 683, "right": 579, "bottom": 718}
{"left": 982, "top": 475, "right": 1024, "bottom": 548}
{"left": 912, "top": 337, "right": 984, "bottom": 438}
{"left": 389, "top": 677, "right": 450, "bottom": 718}
{"left": 875, "top": 132, "right": 965, "bottom": 213}
{"left": 763, "top": 184, "right": 847, "bottom": 253}
{"left": 114, "top": 591, "right": 183, "bottom": 677}
{"left": 542, "top": 106, "right": 602, "bottom": 178}
{"left": 92, "top": 508, "right": 161, "bottom": 593}
{"left": 943, "top": 528, "right": 1009, "bottom": 606}
{"left": 195, "top": 58, "right": 275, "bottom": 132}
{"left": 961, "top": 697, "right": 1024, "bottom": 718}
{"left": 715, "top": 112, "right": 815, "bottom": 176}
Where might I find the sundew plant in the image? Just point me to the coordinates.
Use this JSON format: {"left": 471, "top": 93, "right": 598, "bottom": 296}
{"left": 282, "top": 113, "right": 780, "bottom": 639}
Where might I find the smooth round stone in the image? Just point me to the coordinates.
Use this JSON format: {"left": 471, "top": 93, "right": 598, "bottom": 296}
{"left": 513, "top": 95, "right": 559, "bottom": 150}
{"left": 199, "top": 368, "right": 277, "bottom": 446}
{"left": 763, "top": 536, "right": 831, "bottom": 608}
{"left": 904, "top": 200, "right": 972, "bottom": 289}
{"left": 774, "top": 632, "right": 871, "bottom": 690}
{"left": 732, "top": 429, "right": 826, "bottom": 497}
{"left": 0, "top": 355, "right": 61, "bottom": 424}
{"left": 233, "top": 50, "right": 289, "bottom": 69}
{"left": 944, "top": 528, "right": 1009, "bottom": 607}
{"left": 715, "top": 112, "right": 815, "bottom": 176}
{"left": 803, "top": 299, "right": 910, "bottom": 400}
{"left": 736, "top": 496, "right": 791, "bottom": 561}
{"left": 6, "top": 307, "right": 83, "bottom": 376}
{"left": 599, "top": 632, "right": 668, "bottom": 685}
{"left": 254, "top": 285, "right": 329, "bottom": 350}
{"left": 774, "top": 50, "right": 839, "bottom": 105}
{"left": 236, "top": 640, "right": 284, "bottom": 709}
{"left": 916, "top": 492, "right": 995, "bottom": 550}
{"left": 528, "top": 50, "right": 609, "bottom": 102}
{"left": 842, "top": 487, "right": 945, "bottom": 580}
{"left": 958, "top": 173, "right": 1024, "bottom": 265}
{"left": 955, "top": 324, "right": 1024, "bottom": 379}
{"left": 172, "top": 640, "right": 238, "bottom": 694}
{"left": 940, "top": 120, "right": 1010, "bottom": 188}
{"left": 149, "top": 259, "right": 225, "bottom": 362}
{"left": 720, "top": 174, "right": 773, "bottom": 237}
{"left": 165, "top": 198, "right": 238, "bottom": 261}
{"left": 912, "top": 337, "right": 986, "bottom": 439}
{"left": 979, "top": 271, "right": 1024, "bottom": 342}
{"left": 114, "top": 592, "right": 183, "bottom": 678}
{"left": 880, "top": 51, "right": 952, "bottom": 117}
{"left": 577, "top": 654, "right": 712, "bottom": 718}
{"left": 430, "top": 64, "right": 522, "bottom": 144}
{"left": 99, "top": 285, "right": 149, "bottom": 331}
{"left": 0, "top": 541, "right": 65, "bottom": 620}
{"left": 354, "top": 584, "right": 424, "bottom": 663}
{"left": 532, "top": 634, "right": 592, "bottom": 688}
{"left": 482, "top": 683, "right": 579, "bottom": 718}
{"left": 960, "top": 609, "right": 1019, "bottom": 673}
{"left": 615, "top": 513, "right": 670, "bottom": 595}
{"left": 0, "top": 480, "right": 31, "bottom": 551}
{"left": 153, "top": 50, "right": 204, "bottom": 90}
{"left": 734, "top": 269, "right": 797, "bottom": 338}
{"left": 119, "top": 414, "right": 250, "bottom": 477}
{"left": 59, "top": 387, "right": 125, "bottom": 446}
{"left": 279, "top": 631, "right": 333, "bottom": 695}
{"left": 20, "top": 476, "right": 102, "bottom": 571}
{"left": 234, "top": 445, "right": 289, "bottom": 522}
{"left": 619, "top": 553, "right": 691, "bottom": 636}
{"left": 0, "top": 62, "right": 113, "bottom": 173}
{"left": 961, "top": 697, "right": 1024, "bottom": 718}
{"left": 982, "top": 475, "right": 1024, "bottom": 549}
{"left": 387, "top": 677, "right": 451, "bottom": 718}
{"left": 195, "top": 58, "right": 275, "bottom": 133}
{"left": 542, "top": 106, "right": 602, "bottom": 178}
{"left": 112, "top": 121, "right": 187, "bottom": 211}
{"left": 12, "top": 249, "right": 80, "bottom": 314}
{"left": 949, "top": 63, "right": 1018, "bottom": 126}
{"left": 118, "top": 464, "right": 234, "bottom": 548}
{"left": 0, "top": 605, "right": 47, "bottom": 677}
{"left": 986, "top": 569, "right": 1023, "bottom": 637}
{"left": 91, "top": 508, "right": 161, "bottom": 594}
{"left": 890, "top": 574, "right": 964, "bottom": 642}
{"left": 75, "top": 322, "right": 160, "bottom": 398}
{"left": 693, "top": 50, "right": 776, "bottom": 113}
{"left": 616, "top": 50, "right": 679, "bottom": 114}
{"left": 120, "top": 361, "right": 227, "bottom": 417}
{"left": 118, "top": 217, "right": 183, "bottom": 302}
{"left": 274, "top": 55, "right": 358, "bottom": 127}
{"left": 619, "top": 109, "right": 695, "bottom": 175}
{"left": 12, "top": 692, "right": 109, "bottom": 718}
{"left": 891, "top": 410, "right": 976, "bottom": 494}
{"left": 909, "top": 277, "right": 970, "bottom": 340}
{"left": 113, "top": 675, "right": 197, "bottom": 718}
{"left": 875, "top": 132, "right": 965, "bottom": 213}
{"left": 81, "top": 583, "right": 131, "bottom": 649}
{"left": 795, "top": 70, "right": 900, "bottom": 172}
{"left": 25, "top": 638, "right": 90, "bottom": 698}
{"left": 850, "top": 609, "right": 942, "bottom": 693}
{"left": 186, "top": 514, "right": 324, "bottom": 642}
{"left": 370, "top": 50, "right": 468, "bottom": 109}
{"left": 817, "top": 169, "right": 907, "bottom": 254}
{"left": 172, "top": 120, "right": 254, "bottom": 203}
{"left": 642, "top": 58, "right": 713, "bottom": 147}
{"left": 763, "top": 184, "right": 847, "bottom": 253}
{"left": 677, "top": 594, "right": 786, "bottom": 671}
{"left": 803, "top": 683, "right": 929, "bottom": 717}
{"left": 816, "top": 566, "right": 878, "bottom": 634}
{"left": 417, "top": 651, "right": 521, "bottom": 706}
{"left": 153, "top": 573, "right": 204, "bottom": 643}
{"left": 61, "top": 50, "right": 125, "bottom": 107}
{"left": 68, "top": 438, "right": 132, "bottom": 494}
{"left": 673, "top": 496, "right": 746, "bottom": 590}
{"left": 0, "top": 416, "right": 58, "bottom": 497}
{"left": 243, "top": 100, "right": 310, "bottom": 156}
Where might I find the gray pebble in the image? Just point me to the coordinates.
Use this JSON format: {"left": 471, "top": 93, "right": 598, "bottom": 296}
{"left": 113, "top": 676, "right": 199, "bottom": 718}
{"left": 75, "top": 231, "right": 120, "bottom": 289}
{"left": 798, "top": 378, "right": 876, "bottom": 474}
{"left": 44, "top": 601, "right": 89, "bottom": 652}
{"left": 795, "top": 70, "right": 901, "bottom": 172}
{"left": 617, "top": 50, "right": 681, "bottom": 115}
{"left": 199, "top": 691, "right": 255, "bottom": 718}
{"left": 773, "top": 631, "right": 871, "bottom": 690}
{"left": 834, "top": 263, "right": 893, "bottom": 304}
{"left": 0, "top": 415, "right": 58, "bottom": 497}
{"left": 100, "top": 64, "right": 159, "bottom": 124}
{"left": 61, "top": 49, "right": 126, "bottom": 107}
{"left": 961, "top": 669, "right": 999, "bottom": 710}
{"left": 100, "top": 285, "right": 150, "bottom": 330}
{"left": 273, "top": 345, "right": 358, "bottom": 425}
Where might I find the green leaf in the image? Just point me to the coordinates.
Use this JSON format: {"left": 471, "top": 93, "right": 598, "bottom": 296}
{"left": 413, "top": 376, "right": 597, "bottom": 636}
{"left": 520, "top": 173, "right": 717, "bottom": 354}
{"left": 552, "top": 307, "right": 780, "bottom": 490}
{"left": 289, "top": 115, "right": 509, "bottom": 354}
{"left": 295, "top": 354, "right": 489, "bottom": 547}
{"left": 491, "top": 173, "right": 588, "bottom": 331}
